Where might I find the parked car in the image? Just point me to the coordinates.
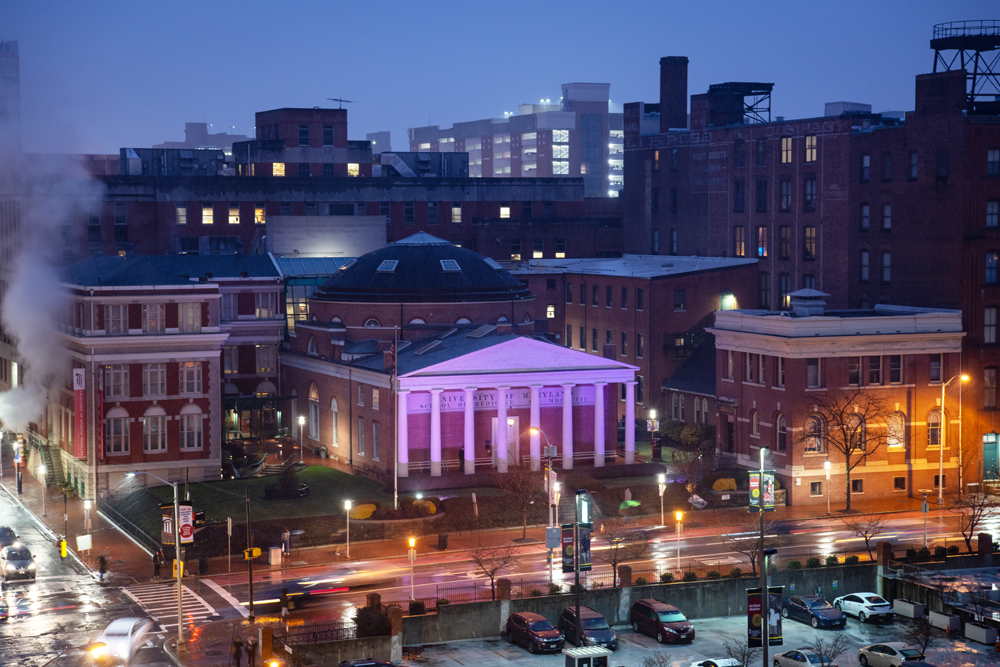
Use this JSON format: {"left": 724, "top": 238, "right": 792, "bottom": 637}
{"left": 858, "top": 643, "right": 925, "bottom": 667}
{"left": 774, "top": 648, "right": 839, "bottom": 667}
{"left": 558, "top": 606, "right": 618, "bottom": 650}
{"left": 0, "top": 599, "right": 7, "bottom": 622}
{"left": 833, "top": 593, "right": 893, "bottom": 623}
{"left": 690, "top": 660, "right": 742, "bottom": 667}
{"left": 780, "top": 595, "right": 846, "bottom": 628}
{"left": 504, "top": 612, "right": 565, "bottom": 653}
{"left": 0, "top": 544, "right": 36, "bottom": 581}
{"left": 629, "top": 598, "right": 695, "bottom": 644}
{"left": 95, "top": 617, "right": 154, "bottom": 665}
{"left": 0, "top": 526, "right": 17, "bottom": 548}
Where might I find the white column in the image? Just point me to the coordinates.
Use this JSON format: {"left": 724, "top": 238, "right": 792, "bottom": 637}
{"left": 529, "top": 384, "right": 541, "bottom": 471}
{"left": 594, "top": 382, "right": 606, "bottom": 467}
{"left": 430, "top": 388, "right": 443, "bottom": 476}
{"left": 562, "top": 383, "right": 574, "bottom": 470}
{"left": 497, "top": 385, "right": 509, "bottom": 473}
{"left": 464, "top": 387, "right": 476, "bottom": 475}
{"left": 397, "top": 390, "right": 409, "bottom": 477}
{"left": 625, "top": 381, "right": 636, "bottom": 465}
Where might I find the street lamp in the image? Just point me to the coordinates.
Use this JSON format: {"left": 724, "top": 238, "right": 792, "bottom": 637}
{"left": 920, "top": 489, "right": 931, "bottom": 547}
{"left": 39, "top": 464, "right": 46, "bottom": 516}
{"left": 84, "top": 498, "right": 92, "bottom": 539}
{"left": 649, "top": 409, "right": 659, "bottom": 460}
{"left": 530, "top": 426, "right": 557, "bottom": 583}
{"left": 674, "top": 510, "right": 683, "bottom": 572}
{"left": 298, "top": 415, "right": 306, "bottom": 464}
{"left": 938, "top": 374, "right": 968, "bottom": 505}
{"left": 823, "top": 460, "right": 831, "bottom": 514}
{"left": 657, "top": 473, "right": 666, "bottom": 525}
{"left": 408, "top": 537, "right": 416, "bottom": 600}
{"left": 344, "top": 500, "right": 353, "bottom": 559}
{"left": 128, "top": 471, "right": 184, "bottom": 649}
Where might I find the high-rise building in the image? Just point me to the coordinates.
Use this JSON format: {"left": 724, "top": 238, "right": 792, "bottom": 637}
{"left": 0, "top": 40, "right": 21, "bottom": 156}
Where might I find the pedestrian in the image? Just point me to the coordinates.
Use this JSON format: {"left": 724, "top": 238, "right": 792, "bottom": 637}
{"left": 98, "top": 555, "right": 107, "bottom": 582}
{"left": 153, "top": 550, "right": 162, "bottom": 578}
{"left": 281, "top": 529, "right": 290, "bottom": 555}
{"left": 280, "top": 587, "right": 290, "bottom": 620}
{"left": 245, "top": 636, "right": 258, "bottom": 667}
{"left": 231, "top": 637, "right": 243, "bottom": 667}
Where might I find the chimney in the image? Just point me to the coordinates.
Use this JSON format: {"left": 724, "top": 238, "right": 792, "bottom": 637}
{"left": 383, "top": 350, "right": 393, "bottom": 370}
{"left": 660, "top": 56, "right": 689, "bottom": 132}
{"left": 789, "top": 289, "right": 829, "bottom": 317}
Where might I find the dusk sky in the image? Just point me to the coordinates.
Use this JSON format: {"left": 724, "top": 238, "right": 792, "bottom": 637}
{"left": 6, "top": 1, "right": 994, "bottom": 155}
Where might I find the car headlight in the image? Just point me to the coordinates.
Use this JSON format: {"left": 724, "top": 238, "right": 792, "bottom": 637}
{"left": 27, "top": 563, "right": 35, "bottom": 570}
{"left": 665, "top": 627, "right": 678, "bottom": 633}
{"left": 4, "top": 564, "right": 13, "bottom": 571}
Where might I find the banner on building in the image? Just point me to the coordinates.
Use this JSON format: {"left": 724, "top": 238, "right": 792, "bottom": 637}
{"left": 73, "top": 369, "right": 86, "bottom": 459}
{"left": 161, "top": 504, "right": 195, "bottom": 545}
{"left": 748, "top": 471, "right": 776, "bottom": 512}
{"left": 96, "top": 367, "right": 104, "bottom": 461}
{"left": 748, "top": 587, "right": 783, "bottom": 647}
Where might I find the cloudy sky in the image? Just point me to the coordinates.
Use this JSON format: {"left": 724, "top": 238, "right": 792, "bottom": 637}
{"left": 6, "top": 0, "right": 993, "bottom": 154}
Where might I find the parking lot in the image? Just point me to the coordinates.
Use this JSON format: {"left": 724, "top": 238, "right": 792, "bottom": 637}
{"left": 401, "top": 614, "right": 999, "bottom": 667}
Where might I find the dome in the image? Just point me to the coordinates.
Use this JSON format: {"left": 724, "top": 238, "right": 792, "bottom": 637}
{"left": 314, "top": 232, "right": 533, "bottom": 303}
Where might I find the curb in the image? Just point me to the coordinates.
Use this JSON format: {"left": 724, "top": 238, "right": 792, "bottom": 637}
{"left": 162, "top": 638, "right": 186, "bottom": 667}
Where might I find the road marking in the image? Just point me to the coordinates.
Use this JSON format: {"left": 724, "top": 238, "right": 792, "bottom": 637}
{"left": 123, "top": 582, "right": 216, "bottom": 629}
{"left": 203, "top": 579, "right": 249, "bottom": 617}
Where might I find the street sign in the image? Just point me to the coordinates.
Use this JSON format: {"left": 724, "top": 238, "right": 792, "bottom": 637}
{"left": 647, "top": 420, "right": 659, "bottom": 432}
{"left": 546, "top": 526, "right": 560, "bottom": 549}
{"left": 76, "top": 534, "right": 92, "bottom": 552}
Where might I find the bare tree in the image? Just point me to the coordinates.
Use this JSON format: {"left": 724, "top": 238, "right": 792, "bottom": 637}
{"left": 797, "top": 388, "right": 889, "bottom": 511}
{"left": 592, "top": 519, "right": 650, "bottom": 585}
{"left": 720, "top": 513, "right": 782, "bottom": 577}
{"left": 902, "top": 617, "right": 941, "bottom": 656}
{"left": 948, "top": 492, "right": 999, "bottom": 552}
{"left": 843, "top": 512, "right": 889, "bottom": 561}
{"left": 490, "top": 468, "right": 546, "bottom": 539}
{"left": 469, "top": 543, "right": 519, "bottom": 601}
{"left": 641, "top": 653, "right": 670, "bottom": 667}
{"left": 805, "top": 633, "right": 853, "bottom": 667}
{"left": 670, "top": 450, "right": 708, "bottom": 507}
{"left": 723, "top": 636, "right": 762, "bottom": 667}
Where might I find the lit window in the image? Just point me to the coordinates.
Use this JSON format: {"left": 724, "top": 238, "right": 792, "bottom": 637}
{"left": 178, "top": 302, "right": 201, "bottom": 333}
{"left": 751, "top": 410, "right": 760, "bottom": 436}
{"left": 176, "top": 204, "right": 187, "bottom": 225}
{"left": 273, "top": 163, "right": 285, "bottom": 177}
{"left": 179, "top": 361, "right": 202, "bottom": 394}
{"left": 500, "top": 205, "right": 510, "bottom": 219}
{"left": 347, "top": 163, "right": 360, "bottom": 177}
{"left": 734, "top": 226, "right": 745, "bottom": 257}
{"left": 255, "top": 345, "right": 276, "bottom": 373}
{"left": 202, "top": 204, "right": 214, "bottom": 225}
{"left": 553, "top": 130, "right": 569, "bottom": 143}
{"left": 805, "top": 135, "right": 816, "bottom": 163}
{"left": 372, "top": 388, "right": 380, "bottom": 411}
{"left": 552, "top": 160, "right": 569, "bottom": 174}
{"left": 180, "top": 409, "right": 203, "bottom": 451}
{"left": 256, "top": 293, "right": 277, "bottom": 319}
{"left": 756, "top": 226, "right": 768, "bottom": 257}
{"left": 887, "top": 412, "right": 905, "bottom": 447}
{"left": 451, "top": 204, "right": 462, "bottom": 224}
{"left": 254, "top": 204, "right": 265, "bottom": 225}
{"left": 803, "top": 226, "right": 816, "bottom": 260}
{"left": 228, "top": 204, "right": 240, "bottom": 225}
{"left": 780, "top": 137, "right": 792, "bottom": 164}
{"left": 546, "top": 305, "right": 555, "bottom": 319}
{"left": 142, "top": 363, "right": 166, "bottom": 397}
{"left": 142, "top": 304, "right": 165, "bottom": 334}
{"left": 805, "top": 416, "right": 824, "bottom": 453}
{"left": 105, "top": 305, "right": 127, "bottom": 335}
{"left": 927, "top": 409, "right": 941, "bottom": 446}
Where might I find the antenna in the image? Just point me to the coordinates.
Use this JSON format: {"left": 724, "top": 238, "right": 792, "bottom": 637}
{"left": 327, "top": 98, "right": 358, "bottom": 109}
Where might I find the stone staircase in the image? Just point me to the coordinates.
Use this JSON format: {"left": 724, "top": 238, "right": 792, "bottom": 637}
{"left": 556, "top": 489, "right": 602, "bottom": 525}
{"left": 28, "top": 431, "right": 63, "bottom": 488}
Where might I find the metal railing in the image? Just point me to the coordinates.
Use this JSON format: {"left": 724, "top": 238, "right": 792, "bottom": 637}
{"left": 275, "top": 619, "right": 357, "bottom": 645}
{"left": 933, "top": 20, "right": 1000, "bottom": 39}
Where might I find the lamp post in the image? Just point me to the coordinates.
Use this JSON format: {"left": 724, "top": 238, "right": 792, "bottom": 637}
{"left": 344, "top": 500, "right": 352, "bottom": 559}
{"left": 823, "top": 460, "right": 831, "bottom": 514}
{"left": 128, "top": 471, "right": 184, "bottom": 649}
{"left": 657, "top": 473, "right": 666, "bottom": 526}
{"left": 84, "top": 499, "right": 92, "bottom": 539}
{"left": 674, "top": 510, "right": 683, "bottom": 572}
{"left": 920, "top": 489, "right": 931, "bottom": 547}
{"left": 530, "top": 426, "right": 557, "bottom": 583}
{"left": 298, "top": 415, "right": 306, "bottom": 464}
{"left": 649, "top": 409, "right": 659, "bottom": 461}
{"left": 938, "top": 374, "right": 968, "bottom": 505}
{"left": 408, "top": 537, "right": 416, "bottom": 600}
{"left": 39, "top": 464, "right": 46, "bottom": 516}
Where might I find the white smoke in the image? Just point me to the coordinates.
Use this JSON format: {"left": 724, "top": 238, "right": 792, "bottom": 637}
{"left": 0, "top": 152, "right": 104, "bottom": 433}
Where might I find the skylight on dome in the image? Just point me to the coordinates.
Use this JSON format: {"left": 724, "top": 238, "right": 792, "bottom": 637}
{"left": 484, "top": 257, "right": 504, "bottom": 270}
{"left": 440, "top": 259, "right": 461, "bottom": 272}
{"left": 377, "top": 259, "right": 398, "bottom": 273}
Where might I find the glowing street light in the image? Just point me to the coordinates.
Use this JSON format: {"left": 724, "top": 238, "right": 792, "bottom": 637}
{"left": 344, "top": 500, "right": 353, "bottom": 559}
{"left": 674, "top": 510, "right": 683, "bottom": 572}
{"left": 937, "top": 374, "right": 968, "bottom": 505}
{"left": 408, "top": 537, "right": 416, "bottom": 600}
{"left": 657, "top": 473, "right": 666, "bottom": 525}
{"left": 298, "top": 415, "right": 306, "bottom": 464}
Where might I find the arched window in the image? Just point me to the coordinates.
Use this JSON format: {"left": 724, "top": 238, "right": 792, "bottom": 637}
{"left": 775, "top": 414, "right": 787, "bottom": 452}
{"left": 523, "top": 313, "right": 532, "bottom": 323}
{"left": 179, "top": 403, "right": 203, "bottom": 451}
{"left": 702, "top": 399, "right": 709, "bottom": 424}
{"left": 887, "top": 412, "right": 906, "bottom": 447}
{"left": 848, "top": 414, "right": 866, "bottom": 452}
{"left": 805, "top": 415, "right": 824, "bottom": 453}
{"left": 679, "top": 395, "right": 686, "bottom": 421}
{"left": 927, "top": 409, "right": 941, "bottom": 446}
{"left": 456, "top": 318, "right": 471, "bottom": 324}
{"left": 751, "top": 411, "right": 760, "bottom": 437}
{"left": 331, "top": 316, "right": 343, "bottom": 324}
{"left": 308, "top": 382, "right": 320, "bottom": 440}
{"left": 409, "top": 318, "right": 426, "bottom": 325}
{"left": 255, "top": 380, "right": 277, "bottom": 397}
{"left": 330, "top": 398, "right": 339, "bottom": 448}
{"left": 364, "top": 318, "right": 380, "bottom": 327}
{"left": 142, "top": 405, "right": 166, "bottom": 452}
{"left": 497, "top": 316, "right": 509, "bottom": 323}
{"left": 671, "top": 394, "right": 678, "bottom": 420}
{"left": 307, "top": 336, "right": 318, "bottom": 356}
{"left": 105, "top": 406, "right": 130, "bottom": 455}
{"left": 694, "top": 399, "right": 701, "bottom": 424}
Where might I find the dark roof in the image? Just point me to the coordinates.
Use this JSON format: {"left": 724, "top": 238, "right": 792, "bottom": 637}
{"left": 662, "top": 334, "right": 716, "bottom": 396}
{"left": 62, "top": 254, "right": 278, "bottom": 287}
{"left": 352, "top": 329, "right": 520, "bottom": 374}
{"left": 314, "top": 232, "right": 532, "bottom": 303}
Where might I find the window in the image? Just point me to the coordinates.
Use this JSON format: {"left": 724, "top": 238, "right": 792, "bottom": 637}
{"left": 989, "top": 200, "right": 999, "bottom": 228}
{"left": 652, "top": 229, "right": 659, "bottom": 254}
{"left": 142, "top": 304, "right": 165, "bottom": 334}
{"left": 755, "top": 138, "right": 767, "bottom": 167}
{"left": 756, "top": 226, "right": 768, "bottom": 257}
{"left": 755, "top": 179, "right": 768, "bottom": 212}
{"left": 637, "top": 289, "right": 644, "bottom": 310}
{"left": 305, "top": 202, "right": 317, "bottom": 216}
{"left": 176, "top": 204, "right": 187, "bottom": 225}
{"left": 927, "top": 409, "right": 941, "bottom": 446}
{"left": 224, "top": 346, "right": 238, "bottom": 375}
{"left": 745, "top": 354, "right": 755, "bottom": 383}
{"left": 776, "top": 357, "right": 785, "bottom": 387}
{"left": 694, "top": 399, "right": 701, "bottom": 424}
{"left": 781, "top": 137, "right": 792, "bottom": 164}
{"left": 881, "top": 251, "right": 891, "bottom": 284}
{"left": 220, "top": 294, "right": 237, "bottom": 322}
{"left": 255, "top": 344, "right": 276, "bottom": 373}
{"left": 358, "top": 417, "right": 365, "bottom": 456}
{"left": 143, "top": 407, "right": 166, "bottom": 452}
{"left": 566, "top": 283, "right": 573, "bottom": 304}
{"left": 750, "top": 411, "right": 760, "bottom": 436}
{"left": 279, "top": 202, "right": 291, "bottom": 215}
{"left": 651, "top": 188, "right": 659, "bottom": 214}
{"left": 179, "top": 302, "right": 201, "bottom": 333}
{"left": 556, "top": 238, "right": 566, "bottom": 258}
{"left": 179, "top": 361, "right": 202, "bottom": 394}
{"left": 671, "top": 148, "right": 679, "bottom": 172}
{"left": 852, "top": 479, "right": 864, "bottom": 494}
{"left": 605, "top": 286, "right": 613, "bottom": 307}
{"left": 882, "top": 204, "right": 892, "bottom": 231}
{"left": 580, "top": 283, "right": 586, "bottom": 305}
{"left": 653, "top": 150, "right": 660, "bottom": 172}
{"left": 848, "top": 357, "right": 861, "bottom": 386}
{"left": 674, "top": 289, "right": 686, "bottom": 311}
{"left": 450, "top": 203, "right": 462, "bottom": 224}
{"left": 988, "top": 251, "right": 1000, "bottom": 284}
{"left": 803, "top": 226, "right": 816, "bottom": 260}
{"left": 545, "top": 201, "right": 555, "bottom": 218}
{"left": 592, "top": 328, "right": 598, "bottom": 352}
{"left": 860, "top": 249, "right": 870, "bottom": 282}
{"left": 636, "top": 333, "right": 644, "bottom": 358}
{"left": 579, "top": 326, "right": 585, "bottom": 350}
{"left": 425, "top": 201, "right": 438, "bottom": 226}
{"left": 669, "top": 188, "right": 678, "bottom": 213}
{"left": 621, "top": 331, "right": 628, "bottom": 356}
{"left": 105, "top": 364, "right": 129, "bottom": 398}
{"left": 802, "top": 274, "right": 815, "bottom": 290}
{"left": 404, "top": 202, "right": 414, "bottom": 224}
{"left": 989, "top": 149, "right": 1000, "bottom": 176}
{"left": 142, "top": 363, "right": 166, "bottom": 397}
{"left": 894, "top": 477, "right": 906, "bottom": 491}
{"left": 670, "top": 229, "right": 678, "bottom": 255}
{"left": 546, "top": 304, "right": 555, "bottom": 319}
{"left": 734, "top": 139, "right": 745, "bottom": 168}
{"left": 775, "top": 414, "right": 787, "bottom": 452}
{"left": 347, "top": 163, "right": 360, "bottom": 177}
{"left": 758, "top": 272, "right": 770, "bottom": 309}
{"left": 930, "top": 354, "right": 942, "bottom": 382}
{"left": 734, "top": 226, "right": 746, "bottom": 257}
{"left": 592, "top": 285, "right": 599, "bottom": 307}
{"left": 321, "top": 124, "right": 333, "bottom": 146}
{"left": 934, "top": 474, "right": 946, "bottom": 490}
{"left": 806, "top": 358, "right": 821, "bottom": 388}
{"left": 621, "top": 287, "right": 628, "bottom": 309}
{"left": 273, "top": 163, "right": 285, "bottom": 177}
{"left": 105, "top": 304, "right": 127, "bottom": 334}
{"left": 533, "top": 239, "right": 543, "bottom": 259}
{"left": 779, "top": 226, "right": 790, "bottom": 259}
{"left": 733, "top": 180, "right": 745, "bottom": 212}
{"left": 879, "top": 153, "right": 893, "bottom": 182}
{"left": 868, "top": 356, "right": 882, "bottom": 385}
{"left": 256, "top": 293, "right": 277, "bottom": 319}
{"left": 779, "top": 180, "right": 791, "bottom": 211}
{"left": 679, "top": 395, "right": 686, "bottom": 421}
{"left": 606, "top": 329, "right": 612, "bottom": 345}
{"left": 860, "top": 204, "right": 870, "bottom": 231}
{"left": 105, "top": 409, "right": 129, "bottom": 455}
{"left": 803, "top": 178, "right": 816, "bottom": 212}
{"left": 909, "top": 151, "right": 918, "bottom": 180}
{"left": 938, "top": 150, "right": 949, "bottom": 180}
{"left": 987, "top": 307, "right": 998, "bottom": 344}
{"left": 805, "top": 416, "right": 824, "bottom": 453}
{"left": 805, "top": 135, "right": 816, "bottom": 163}
{"left": 671, "top": 394, "right": 679, "bottom": 420}
{"left": 860, "top": 154, "right": 870, "bottom": 182}
{"left": 298, "top": 124, "right": 309, "bottom": 146}
{"left": 510, "top": 239, "right": 521, "bottom": 261}
{"left": 986, "top": 367, "right": 998, "bottom": 409}
{"left": 779, "top": 273, "right": 791, "bottom": 309}
{"left": 372, "top": 422, "right": 380, "bottom": 462}
{"left": 500, "top": 204, "right": 511, "bottom": 219}
{"left": 637, "top": 375, "right": 644, "bottom": 403}
{"left": 725, "top": 350, "right": 734, "bottom": 379}
{"left": 227, "top": 204, "right": 240, "bottom": 225}
{"left": 810, "top": 482, "right": 822, "bottom": 496}
{"left": 889, "top": 355, "right": 902, "bottom": 384}
{"left": 180, "top": 406, "right": 203, "bottom": 451}
{"left": 372, "top": 387, "right": 380, "bottom": 411}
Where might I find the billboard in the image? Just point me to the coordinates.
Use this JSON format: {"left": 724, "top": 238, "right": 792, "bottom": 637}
{"left": 749, "top": 471, "right": 775, "bottom": 512}
{"left": 748, "top": 586, "right": 783, "bottom": 646}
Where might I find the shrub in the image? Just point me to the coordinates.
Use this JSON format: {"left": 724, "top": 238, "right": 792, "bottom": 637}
{"left": 786, "top": 560, "right": 802, "bottom": 570}
{"left": 529, "top": 589, "right": 543, "bottom": 597}
{"left": 592, "top": 581, "right": 605, "bottom": 588}
{"left": 569, "top": 583, "right": 586, "bottom": 594}
{"left": 354, "top": 604, "right": 390, "bottom": 637}
{"left": 682, "top": 571, "right": 698, "bottom": 582}
{"left": 705, "top": 570, "right": 722, "bottom": 580}
{"left": 659, "top": 572, "right": 674, "bottom": 583}
{"left": 412, "top": 499, "right": 437, "bottom": 516}
{"left": 635, "top": 576, "right": 648, "bottom": 586}
{"left": 947, "top": 545, "right": 959, "bottom": 555}
{"left": 918, "top": 547, "right": 931, "bottom": 560}
{"left": 349, "top": 503, "right": 377, "bottom": 520}
{"left": 933, "top": 546, "right": 948, "bottom": 559}
{"left": 845, "top": 555, "right": 860, "bottom": 565}
{"left": 729, "top": 568, "right": 743, "bottom": 579}
{"left": 712, "top": 478, "right": 737, "bottom": 492}
{"left": 906, "top": 548, "right": 918, "bottom": 560}
{"left": 408, "top": 599, "right": 426, "bottom": 615}
{"left": 435, "top": 598, "right": 450, "bottom": 607}
{"left": 806, "top": 557, "right": 821, "bottom": 569}
{"left": 825, "top": 555, "right": 838, "bottom": 566}
{"left": 547, "top": 583, "right": 562, "bottom": 595}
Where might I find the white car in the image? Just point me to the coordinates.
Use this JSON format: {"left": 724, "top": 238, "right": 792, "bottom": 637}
{"left": 858, "top": 643, "right": 925, "bottom": 667}
{"left": 95, "top": 617, "right": 154, "bottom": 664}
{"left": 833, "top": 592, "right": 893, "bottom": 623}
{"left": 774, "top": 648, "right": 839, "bottom": 667}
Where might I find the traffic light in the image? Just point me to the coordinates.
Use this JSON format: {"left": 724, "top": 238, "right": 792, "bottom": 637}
{"left": 244, "top": 547, "right": 261, "bottom": 560}
{"left": 675, "top": 510, "right": 683, "bottom": 522}
{"left": 408, "top": 537, "right": 416, "bottom": 548}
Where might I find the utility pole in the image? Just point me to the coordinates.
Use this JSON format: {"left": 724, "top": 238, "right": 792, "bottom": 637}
{"left": 246, "top": 488, "right": 254, "bottom": 623}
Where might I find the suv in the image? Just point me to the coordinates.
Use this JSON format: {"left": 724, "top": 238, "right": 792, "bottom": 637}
{"left": 629, "top": 598, "right": 695, "bottom": 644}
{"left": 558, "top": 606, "right": 618, "bottom": 650}
{"left": 504, "top": 612, "right": 564, "bottom": 653}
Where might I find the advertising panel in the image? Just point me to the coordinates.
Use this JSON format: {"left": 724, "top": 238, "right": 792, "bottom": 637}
{"left": 747, "top": 587, "right": 763, "bottom": 647}
{"left": 748, "top": 471, "right": 775, "bottom": 512}
{"left": 161, "top": 504, "right": 195, "bottom": 545}
{"left": 748, "top": 586, "right": 784, "bottom": 646}
{"left": 578, "top": 522, "right": 592, "bottom": 571}
{"left": 561, "top": 524, "right": 575, "bottom": 573}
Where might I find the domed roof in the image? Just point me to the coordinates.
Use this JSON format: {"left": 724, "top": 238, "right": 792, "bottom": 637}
{"left": 313, "top": 232, "right": 533, "bottom": 303}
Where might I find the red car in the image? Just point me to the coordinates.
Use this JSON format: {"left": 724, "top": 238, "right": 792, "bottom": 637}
{"left": 629, "top": 598, "right": 695, "bottom": 644}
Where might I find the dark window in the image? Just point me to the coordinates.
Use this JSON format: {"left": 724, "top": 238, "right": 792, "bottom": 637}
{"left": 592, "top": 328, "right": 598, "bottom": 352}
{"left": 803, "top": 178, "right": 816, "bottom": 212}
{"left": 734, "top": 226, "right": 746, "bottom": 257}
{"left": 592, "top": 285, "right": 598, "bottom": 306}
{"left": 299, "top": 124, "right": 309, "bottom": 146}
{"left": 889, "top": 355, "right": 902, "bottom": 384}
{"left": 860, "top": 249, "right": 869, "bottom": 282}
{"left": 652, "top": 229, "right": 660, "bottom": 254}
{"left": 637, "top": 333, "right": 644, "bottom": 358}
{"left": 511, "top": 239, "right": 521, "bottom": 260}
{"left": 894, "top": 477, "right": 906, "bottom": 491}
{"left": 852, "top": 479, "right": 864, "bottom": 494}
{"left": 860, "top": 154, "right": 870, "bottom": 182}
{"left": 546, "top": 278, "right": 556, "bottom": 290}
{"left": 755, "top": 179, "right": 768, "bottom": 212}
{"left": 779, "top": 226, "right": 790, "bottom": 259}
{"left": 755, "top": 138, "right": 767, "bottom": 167}
{"left": 522, "top": 201, "right": 533, "bottom": 218}
{"left": 734, "top": 139, "right": 745, "bottom": 168}
{"left": 566, "top": 325, "right": 573, "bottom": 348}
{"left": 621, "top": 287, "right": 628, "bottom": 309}
{"left": 580, "top": 283, "right": 586, "bottom": 305}
{"left": 988, "top": 149, "right": 1000, "bottom": 177}
{"left": 305, "top": 202, "right": 317, "bottom": 216}
{"left": 674, "top": 289, "right": 686, "bottom": 311}
{"left": 279, "top": 202, "right": 291, "bottom": 216}
{"left": 848, "top": 357, "right": 860, "bottom": 385}
{"left": 987, "top": 251, "right": 998, "bottom": 284}
{"left": 860, "top": 204, "right": 870, "bottom": 231}
{"left": 533, "top": 239, "right": 543, "bottom": 257}
{"left": 671, "top": 148, "right": 679, "bottom": 172}
{"left": 606, "top": 329, "right": 612, "bottom": 345}
{"left": 427, "top": 202, "right": 439, "bottom": 225}
{"left": 869, "top": 357, "right": 882, "bottom": 385}
{"left": 637, "top": 289, "right": 644, "bottom": 310}
{"left": 986, "top": 367, "right": 998, "bottom": 409}
{"left": 779, "top": 273, "right": 791, "bottom": 309}
{"left": 544, "top": 201, "right": 555, "bottom": 218}
{"left": 758, "top": 272, "right": 770, "bottom": 309}
{"left": 881, "top": 250, "right": 891, "bottom": 283}
{"left": 566, "top": 283, "right": 573, "bottom": 303}
{"left": 803, "top": 226, "right": 816, "bottom": 260}
{"left": 298, "top": 163, "right": 310, "bottom": 177}
{"left": 734, "top": 180, "right": 745, "bottom": 212}
{"left": 556, "top": 238, "right": 566, "bottom": 256}
{"left": 882, "top": 204, "right": 892, "bottom": 231}
{"left": 909, "top": 151, "right": 918, "bottom": 180}
{"left": 606, "top": 286, "right": 613, "bottom": 307}
{"left": 579, "top": 326, "right": 585, "bottom": 350}
{"left": 323, "top": 125, "right": 333, "bottom": 146}
{"left": 621, "top": 331, "right": 628, "bottom": 356}
{"left": 322, "top": 163, "right": 335, "bottom": 177}
{"left": 779, "top": 180, "right": 791, "bottom": 211}
{"left": 930, "top": 354, "right": 941, "bottom": 382}
{"left": 937, "top": 150, "right": 949, "bottom": 180}
{"left": 670, "top": 188, "right": 678, "bottom": 213}
{"left": 882, "top": 153, "right": 893, "bottom": 181}
{"left": 988, "top": 200, "right": 999, "bottom": 228}
{"left": 651, "top": 188, "right": 659, "bottom": 214}
{"left": 404, "top": 202, "right": 414, "bottom": 224}
{"left": 379, "top": 202, "right": 390, "bottom": 218}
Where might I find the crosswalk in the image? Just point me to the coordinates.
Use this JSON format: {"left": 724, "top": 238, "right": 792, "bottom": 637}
{"left": 123, "top": 581, "right": 219, "bottom": 630}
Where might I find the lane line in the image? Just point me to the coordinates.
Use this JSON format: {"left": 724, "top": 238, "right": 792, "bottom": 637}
{"left": 203, "top": 579, "right": 250, "bottom": 618}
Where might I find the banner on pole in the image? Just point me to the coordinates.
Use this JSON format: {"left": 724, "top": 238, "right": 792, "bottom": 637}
{"left": 561, "top": 524, "right": 575, "bottom": 573}
{"left": 748, "top": 471, "right": 776, "bottom": 512}
{"left": 748, "top": 586, "right": 784, "bottom": 646}
{"left": 578, "top": 522, "right": 592, "bottom": 571}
